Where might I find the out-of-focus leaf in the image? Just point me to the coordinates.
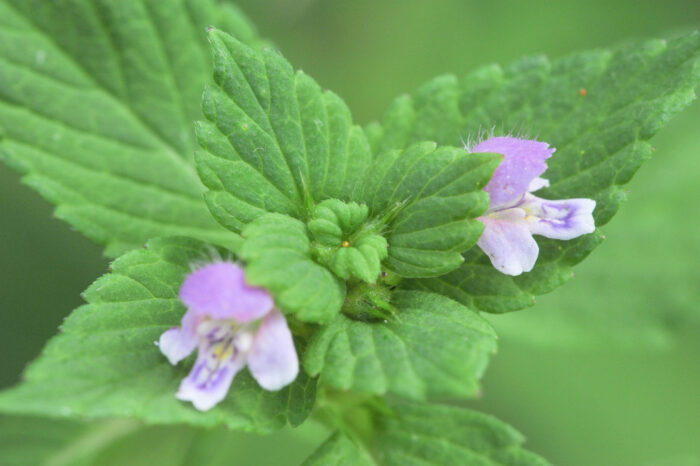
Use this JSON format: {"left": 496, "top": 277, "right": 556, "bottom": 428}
{"left": 303, "top": 400, "right": 550, "bottom": 466}
{"left": 0, "top": 0, "right": 256, "bottom": 256}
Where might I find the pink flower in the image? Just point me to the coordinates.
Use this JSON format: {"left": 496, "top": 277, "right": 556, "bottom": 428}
{"left": 470, "top": 137, "right": 596, "bottom": 276}
{"left": 158, "top": 262, "right": 298, "bottom": 411}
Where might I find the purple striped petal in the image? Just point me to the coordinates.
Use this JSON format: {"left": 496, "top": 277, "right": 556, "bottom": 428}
{"left": 175, "top": 323, "right": 249, "bottom": 411}
{"left": 179, "top": 262, "right": 273, "bottom": 323}
{"left": 478, "top": 209, "right": 539, "bottom": 276}
{"left": 521, "top": 195, "right": 596, "bottom": 240}
{"left": 247, "top": 310, "right": 299, "bottom": 391}
{"left": 471, "top": 137, "right": 555, "bottom": 210}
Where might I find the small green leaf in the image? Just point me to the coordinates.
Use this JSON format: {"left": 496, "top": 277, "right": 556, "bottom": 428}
{"left": 303, "top": 401, "right": 549, "bottom": 466}
{"left": 309, "top": 199, "right": 369, "bottom": 243}
{"left": 309, "top": 199, "right": 388, "bottom": 283}
{"left": 0, "top": 0, "right": 257, "bottom": 257}
{"left": 373, "top": 33, "right": 700, "bottom": 311}
{"left": 0, "top": 237, "right": 316, "bottom": 431}
{"left": 360, "top": 142, "right": 500, "bottom": 278}
{"left": 303, "top": 290, "right": 496, "bottom": 400}
{"left": 197, "top": 29, "right": 372, "bottom": 232}
{"left": 240, "top": 213, "right": 346, "bottom": 323}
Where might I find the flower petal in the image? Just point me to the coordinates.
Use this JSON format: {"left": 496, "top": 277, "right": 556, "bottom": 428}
{"left": 470, "top": 137, "right": 555, "bottom": 209}
{"left": 521, "top": 195, "right": 596, "bottom": 240}
{"left": 158, "top": 326, "right": 197, "bottom": 366}
{"left": 179, "top": 261, "right": 274, "bottom": 323}
{"left": 528, "top": 177, "right": 550, "bottom": 193}
{"left": 247, "top": 310, "right": 299, "bottom": 391}
{"left": 176, "top": 331, "right": 246, "bottom": 411}
{"left": 158, "top": 310, "right": 200, "bottom": 365}
{"left": 478, "top": 208, "right": 539, "bottom": 276}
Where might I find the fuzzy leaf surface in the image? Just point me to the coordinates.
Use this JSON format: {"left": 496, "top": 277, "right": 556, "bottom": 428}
{"left": 197, "top": 29, "right": 372, "bottom": 232}
{"left": 359, "top": 142, "right": 500, "bottom": 277}
{"left": 0, "top": 237, "right": 316, "bottom": 431}
{"left": 303, "top": 291, "right": 496, "bottom": 400}
{"left": 303, "top": 401, "right": 549, "bottom": 466}
{"left": 371, "top": 33, "right": 700, "bottom": 311}
{"left": 239, "top": 213, "right": 346, "bottom": 323}
{"left": 0, "top": 0, "right": 256, "bottom": 257}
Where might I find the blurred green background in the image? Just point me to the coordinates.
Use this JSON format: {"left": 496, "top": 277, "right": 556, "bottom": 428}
{"left": 1, "top": 1, "right": 698, "bottom": 464}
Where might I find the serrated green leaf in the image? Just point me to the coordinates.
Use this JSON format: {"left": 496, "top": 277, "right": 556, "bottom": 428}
{"left": 303, "top": 401, "right": 549, "bottom": 466}
{"left": 196, "top": 29, "right": 372, "bottom": 232}
{"left": 360, "top": 141, "right": 500, "bottom": 277}
{"left": 240, "top": 213, "right": 346, "bottom": 323}
{"left": 303, "top": 290, "right": 496, "bottom": 400}
{"left": 0, "top": 237, "right": 316, "bottom": 431}
{"left": 374, "top": 33, "right": 700, "bottom": 311}
{"left": 0, "top": 0, "right": 257, "bottom": 257}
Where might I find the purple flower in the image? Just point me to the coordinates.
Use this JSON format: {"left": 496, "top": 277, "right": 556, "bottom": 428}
{"left": 470, "top": 137, "right": 596, "bottom": 276}
{"left": 157, "top": 262, "right": 298, "bottom": 411}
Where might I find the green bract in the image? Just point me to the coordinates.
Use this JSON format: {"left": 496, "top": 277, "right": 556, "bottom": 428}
{"left": 309, "top": 199, "right": 388, "bottom": 284}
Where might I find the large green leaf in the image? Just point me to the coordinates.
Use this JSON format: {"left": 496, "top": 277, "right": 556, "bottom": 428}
{"left": 0, "top": 416, "right": 140, "bottom": 465}
{"left": 359, "top": 142, "right": 499, "bottom": 277}
{"left": 239, "top": 213, "right": 346, "bottom": 323}
{"left": 196, "top": 29, "right": 372, "bottom": 232}
{"left": 0, "top": 0, "right": 255, "bottom": 257}
{"left": 303, "top": 291, "right": 496, "bottom": 400}
{"left": 371, "top": 33, "right": 700, "bottom": 312}
{"left": 0, "top": 237, "right": 316, "bottom": 431}
{"left": 302, "top": 432, "right": 375, "bottom": 466}
{"left": 304, "top": 401, "right": 549, "bottom": 466}
{"left": 0, "top": 414, "right": 323, "bottom": 466}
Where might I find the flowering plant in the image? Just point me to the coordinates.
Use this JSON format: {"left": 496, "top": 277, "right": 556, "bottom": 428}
{"left": 0, "top": 1, "right": 698, "bottom": 464}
